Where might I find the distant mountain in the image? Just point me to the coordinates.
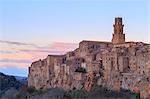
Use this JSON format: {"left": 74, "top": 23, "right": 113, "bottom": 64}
{"left": 15, "top": 76, "right": 27, "bottom": 84}
{"left": 0, "top": 72, "right": 27, "bottom": 98}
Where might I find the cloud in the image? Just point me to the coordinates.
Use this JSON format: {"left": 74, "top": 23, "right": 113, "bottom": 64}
{"left": 0, "top": 53, "right": 34, "bottom": 60}
{"left": 19, "top": 49, "right": 66, "bottom": 54}
{"left": 0, "top": 40, "right": 37, "bottom": 46}
{"left": 49, "top": 42, "right": 78, "bottom": 50}
{"left": 0, "top": 62, "right": 30, "bottom": 68}
{"left": 0, "top": 59, "right": 32, "bottom": 63}
{"left": 0, "top": 40, "right": 78, "bottom": 72}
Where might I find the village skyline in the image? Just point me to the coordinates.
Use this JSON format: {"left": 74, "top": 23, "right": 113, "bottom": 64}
{"left": 0, "top": 0, "right": 149, "bottom": 77}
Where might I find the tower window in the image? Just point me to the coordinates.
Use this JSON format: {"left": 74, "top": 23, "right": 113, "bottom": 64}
{"left": 120, "top": 29, "right": 122, "bottom": 32}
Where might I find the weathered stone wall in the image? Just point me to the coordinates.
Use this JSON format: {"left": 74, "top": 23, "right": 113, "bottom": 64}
{"left": 28, "top": 41, "right": 150, "bottom": 97}
{"left": 28, "top": 59, "right": 48, "bottom": 89}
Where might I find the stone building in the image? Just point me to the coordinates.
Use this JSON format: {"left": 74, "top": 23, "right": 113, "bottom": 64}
{"left": 112, "top": 17, "right": 125, "bottom": 44}
{"left": 28, "top": 17, "right": 150, "bottom": 98}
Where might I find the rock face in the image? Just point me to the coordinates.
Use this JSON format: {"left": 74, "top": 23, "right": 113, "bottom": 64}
{"left": 28, "top": 17, "right": 150, "bottom": 98}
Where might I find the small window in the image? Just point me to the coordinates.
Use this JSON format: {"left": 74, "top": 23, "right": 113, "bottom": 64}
{"left": 143, "top": 71, "right": 145, "bottom": 74}
{"left": 120, "top": 29, "right": 122, "bottom": 32}
{"left": 93, "top": 54, "right": 96, "bottom": 61}
{"left": 82, "top": 59, "right": 85, "bottom": 62}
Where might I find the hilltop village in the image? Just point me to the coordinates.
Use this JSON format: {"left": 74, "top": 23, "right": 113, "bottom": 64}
{"left": 28, "top": 17, "right": 150, "bottom": 98}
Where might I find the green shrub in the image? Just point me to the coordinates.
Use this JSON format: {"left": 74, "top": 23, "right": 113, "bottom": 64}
{"left": 130, "top": 92, "right": 140, "bottom": 99}
{"left": 27, "top": 86, "right": 36, "bottom": 94}
{"left": 66, "top": 88, "right": 87, "bottom": 99}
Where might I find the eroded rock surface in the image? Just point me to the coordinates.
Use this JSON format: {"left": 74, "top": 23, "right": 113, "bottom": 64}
{"left": 28, "top": 41, "right": 150, "bottom": 97}
{"left": 28, "top": 17, "right": 150, "bottom": 98}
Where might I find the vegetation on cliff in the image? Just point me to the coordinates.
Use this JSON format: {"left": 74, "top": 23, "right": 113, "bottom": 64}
{"left": 0, "top": 72, "right": 147, "bottom": 99}
{"left": 15, "top": 85, "right": 142, "bottom": 99}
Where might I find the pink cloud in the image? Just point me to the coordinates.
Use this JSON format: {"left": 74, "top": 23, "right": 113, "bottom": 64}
{"left": 0, "top": 53, "right": 33, "bottom": 60}
{"left": 49, "top": 42, "right": 78, "bottom": 51}
{"left": 0, "top": 62, "right": 30, "bottom": 68}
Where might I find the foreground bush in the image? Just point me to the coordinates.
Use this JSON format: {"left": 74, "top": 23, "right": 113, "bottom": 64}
{"left": 27, "top": 86, "right": 37, "bottom": 94}
{"left": 13, "top": 85, "right": 142, "bottom": 99}
{"left": 64, "top": 88, "right": 87, "bottom": 99}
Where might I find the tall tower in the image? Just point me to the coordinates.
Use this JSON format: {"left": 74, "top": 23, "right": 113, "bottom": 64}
{"left": 112, "top": 17, "right": 125, "bottom": 44}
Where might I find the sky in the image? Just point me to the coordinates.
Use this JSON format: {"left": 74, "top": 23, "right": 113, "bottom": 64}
{"left": 0, "top": 0, "right": 149, "bottom": 77}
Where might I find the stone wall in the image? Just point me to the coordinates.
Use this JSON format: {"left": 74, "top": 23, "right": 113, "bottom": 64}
{"left": 28, "top": 41, "right": 150, "bottom": 97}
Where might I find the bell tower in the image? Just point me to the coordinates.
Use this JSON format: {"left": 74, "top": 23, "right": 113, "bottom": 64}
{"left": 112, "top": 17, "right": 125, "bottom": 44}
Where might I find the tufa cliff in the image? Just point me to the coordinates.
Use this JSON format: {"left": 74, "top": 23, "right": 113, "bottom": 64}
{"left": 28, "top": 17, "right": 150, "bottom": 98}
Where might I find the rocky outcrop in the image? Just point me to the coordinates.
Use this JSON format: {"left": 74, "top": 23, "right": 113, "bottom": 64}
{"left": 28, "top": 17, "right": 150, "bottom": 98}
{"left": 28, "top": 41, "right": 150, "bottom": 98}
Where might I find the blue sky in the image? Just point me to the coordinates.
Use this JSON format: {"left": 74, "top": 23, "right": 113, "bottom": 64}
{"left": 0, "top": 0, "right": 149, "bottom": 76}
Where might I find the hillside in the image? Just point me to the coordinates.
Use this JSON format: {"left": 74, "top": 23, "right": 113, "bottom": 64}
{"left": 15, "top": 76, "right": 28, "bottom": 84}
{"left": 0, "top": 72, "right": 27, "bottom": 98}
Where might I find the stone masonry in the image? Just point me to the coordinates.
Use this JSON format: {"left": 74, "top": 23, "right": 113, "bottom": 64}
{"left": 28, "top": 17, "right": 150, "bottom": 98}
